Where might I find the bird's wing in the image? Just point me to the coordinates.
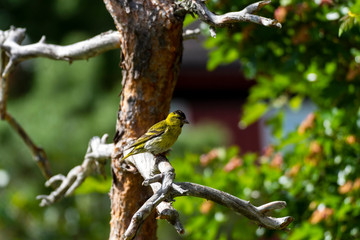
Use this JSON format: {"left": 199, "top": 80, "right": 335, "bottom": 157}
{"left": 127, "top": 120, "right": 167, "bottom": 148}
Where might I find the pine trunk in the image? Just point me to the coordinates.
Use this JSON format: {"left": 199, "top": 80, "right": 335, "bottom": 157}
{"left": 103, "top": 1, "right": 184, "bottom": 239}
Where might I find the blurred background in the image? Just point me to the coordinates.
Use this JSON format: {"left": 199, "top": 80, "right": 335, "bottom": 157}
{"left": 1, "top": 0, "right": 360, "bottom": 239}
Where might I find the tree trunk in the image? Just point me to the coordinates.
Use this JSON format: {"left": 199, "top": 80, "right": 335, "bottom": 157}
{"left": 103, "top": 1, "right": 184, "bottom": 239}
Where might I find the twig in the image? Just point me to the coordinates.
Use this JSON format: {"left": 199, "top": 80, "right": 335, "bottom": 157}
{"left": 176, "top": 0, "right": 281, "bottom": 37}
{"left": 0, "top": 48, "right": 9, "bottom": 119}
{"left": 4, "top": 112, "right": 52, "bottom": 179}
{"left": 37, "top": 134, "right": 114, "bottom": 207}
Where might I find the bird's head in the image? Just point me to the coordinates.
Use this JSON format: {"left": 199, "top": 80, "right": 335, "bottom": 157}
{"left": 166, "top": 110, "right": 189, "bottom": 127}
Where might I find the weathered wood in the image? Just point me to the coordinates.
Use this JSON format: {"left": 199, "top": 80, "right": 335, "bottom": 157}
{"left": 103, "top": 1, "right": 184, "bottom": 239}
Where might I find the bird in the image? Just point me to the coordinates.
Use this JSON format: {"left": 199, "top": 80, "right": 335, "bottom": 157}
{"left": 121, "top": 110, "right": 189, "bottom": 161}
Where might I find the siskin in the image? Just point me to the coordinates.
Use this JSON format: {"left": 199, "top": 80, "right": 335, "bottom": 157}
{"left": 121, "top": 110, "right": 189, "bottom": 161}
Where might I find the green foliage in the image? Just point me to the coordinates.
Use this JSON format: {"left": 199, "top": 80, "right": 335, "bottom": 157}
{"left": 0, "top": 1, "right": 120, "bottom": 239}
{"left": 75, "top": 176, "right": 112, "bottom": 195}
{"left": 339, "top": 0, "right": 360, "bottom": 36}
{"left": 197, "top": 0, "right": 360, "bottom": 239}
{"left": 172, "top": 147, "right": 286, "bottom": 239}
{"left": 0, "top": 55, "right": 117, "bottom": 239}
{"left": 239, "top": 101, "right": 268, "bottom": 128}
{"left": 183, "top": 14, "right": 197, "bottom": 28}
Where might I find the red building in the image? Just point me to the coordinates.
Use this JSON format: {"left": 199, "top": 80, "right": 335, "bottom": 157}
{"left": 174, "top": 36, "right": 262, "bottom": 153}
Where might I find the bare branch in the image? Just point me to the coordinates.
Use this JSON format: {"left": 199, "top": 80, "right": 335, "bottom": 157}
{"left": 0, "top": 27, "right": 121, "bottom": 69}
{"left": 0, "top": 26, "right": 200, "bottom": 118}
{"left": 4, "top": 112, "right": 52, "bottom": 179}
{"left": 156, "top": 202, "right": 184, "bottom": 234}
{"left": 1, "top": 29, "right": 13, "bottom": 119}
{"left": 119, "top": 152, "right": 293, "bottom": 240}
{"left": 120, "top": 153, "right": 184, "bottom": 239}
{"left": 0, "top": 34, "right": 11, "bottom": 119}
{"left": 0, "top": 26, "right": 121, "bottom": 127}
{"left": 0, "top": 28, "right": 120, "bottom": 180}
{"left": 176, "top": 0, "right": 281, "bottom": 37}
{"left": 0, "top": 25, "right": 200, "bottom": 77}
{"left": 171, "top": 182, "right": 293, "bottom": 230}
{"left": 37, "top": 134, "right": 114, "bottom": 207}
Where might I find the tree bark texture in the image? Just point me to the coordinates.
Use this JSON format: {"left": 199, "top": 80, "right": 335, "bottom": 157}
{"left": 103, "top": 1, "right": 184, "bottom": 239}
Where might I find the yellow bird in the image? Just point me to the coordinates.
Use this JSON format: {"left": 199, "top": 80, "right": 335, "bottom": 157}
{"left": 121, "top": 110, "right": 189, "bottom": 161}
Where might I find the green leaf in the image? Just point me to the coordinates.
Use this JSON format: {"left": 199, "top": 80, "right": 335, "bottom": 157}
{"left": 239, "top": 102, "right": 268, "bottom": 128}
{"left": 207, "top": 48, "right": 224, "bottom": 71}
{"left": 325, "top": 62, "right": 337, "bottom": 75}
{"left": 224, "top": 48, "right": 239, "bottom": 63}
{"left": 289, "top": 222, "right": 324, "bottom": 240}
{"left": 266, "top": 110, "right": 284, "bottom": 139}
{"left": 183, "top": 14, "right": 196, "bottom": 28}
{"left": 74, "top": 176, "right": 111, "bottom": 194}
{"left": 339, "top": 16, "right": 355, "bottom": 37}
{"left": 289, "top": 95, "right": 303, "bottom": 111}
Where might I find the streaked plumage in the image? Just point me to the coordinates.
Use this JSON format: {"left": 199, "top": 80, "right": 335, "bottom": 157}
{"left": 121, "top": 110, "right": 189, "bottom": 161}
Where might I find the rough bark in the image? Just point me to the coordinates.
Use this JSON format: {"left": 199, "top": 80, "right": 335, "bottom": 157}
{"left": 103, "top": 1, "right": 184, "bottom": 239}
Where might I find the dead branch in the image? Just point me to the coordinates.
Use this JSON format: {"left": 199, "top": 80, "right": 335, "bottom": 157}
{"left": 172, "top": 182, "right": 293, "bottom": 230}
{"left": 0, "top": 25, "right": 199, "bottom": 120}
{"left": 37, "top": 134, "right": 114, "bottom": 207}
{"left": 120, "top": 152, "right": 293, "bottom": 240}
{"left": 0, "top": 48, "right": 9, "bottom": 119}
{"left": 0, "top": 26, "right": 121, "bottom": 180}
{"left": 0, "top": 27, "right": 121, "bottom": 79}
{"left": 0, "top": 26, "right": 199, "bottom": 79}
{"left": 4, "top": 112, "right": 53, "bottom": 179}
{"left": 120, "top": 152, "right": 184, "bottom": 240}
{"left": 176, "top": 0, "right": 281, "bottom": 37}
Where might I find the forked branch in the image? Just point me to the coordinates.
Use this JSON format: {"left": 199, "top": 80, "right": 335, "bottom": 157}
{"left": 37, "top": 134, "right": 114, "bottom": 207}
{"left": 176, "top": 0, "right": 281, "bottom": 37}
{"left": 0, "top": 26, "right": 199, "bottom": 79}
{"left": 0, "top": 27, "right": 121, "bottom": 79}
{"left": 120, "top": 152, "right": 293, "bottom": 240}
{"left": 172, "top": 182, "right": 293, "bottom": 230}
{"left": 0, "top": 27, "right": 121, "bottom": 180}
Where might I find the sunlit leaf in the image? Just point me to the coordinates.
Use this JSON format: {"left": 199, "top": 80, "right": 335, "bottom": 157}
{"left": 289, "top": 95, "right": 303, "bottom": 111}
{"left": 183, "top": 14, "right": 197, "bottom": 28}
{"left": 239, "top": 102, "right": 268, "bottom": 128}
{"left": 75, "top": 177, "right": 111, "bottom": 194}
{"left": 339, "top": 16, "right": 355, "bottom": 37}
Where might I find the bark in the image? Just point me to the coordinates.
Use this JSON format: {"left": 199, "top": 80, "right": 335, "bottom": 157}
{"left": 102, "top": 1, "right": 184, "bottom": 239}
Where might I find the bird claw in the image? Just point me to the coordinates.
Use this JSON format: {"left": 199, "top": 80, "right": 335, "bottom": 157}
{"left": 142, "top": 179, "right": 150, "bottom": 186}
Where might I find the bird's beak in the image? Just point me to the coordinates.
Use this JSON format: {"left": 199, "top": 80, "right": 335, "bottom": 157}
{"left": 183, "top": 119, "right": 189, "bottom": 124}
